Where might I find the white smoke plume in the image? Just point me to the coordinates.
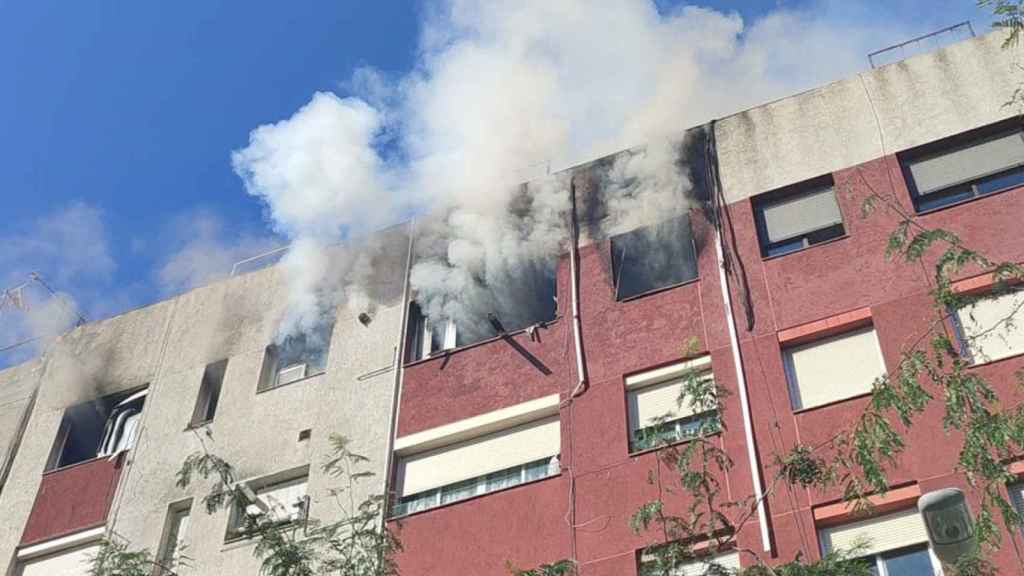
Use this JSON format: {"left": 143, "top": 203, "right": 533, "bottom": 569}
{"left": 0, "top": 203, "right": 112, "bottom": 366}
{"left": 232, "top": 0, "right": 970, "bottom": 340}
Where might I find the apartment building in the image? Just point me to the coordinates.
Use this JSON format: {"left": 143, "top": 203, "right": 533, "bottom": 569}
{"left": 388, "top": 30, "right": 1024, "bottom": 575}
{"left": 2, "top": 28, "right": 1024, "bottom": 576}
{"left": 0, "top": 226, "right": 411, "bottom": 575}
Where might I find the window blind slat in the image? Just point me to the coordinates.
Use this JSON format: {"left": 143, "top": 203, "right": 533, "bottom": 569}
{"left": 763, "top": 186, "right": 842, "bottom": 243}
{"left": 628, "top": 377, "right": 713, "bottom": 431}
{"left": 909, "top": 131, "right": 1024, "bottom": 195}
{"left": 957, "top": 290, "right": 1024, "bottom": 363}
{"left": 785, "top": 327, "right": 885, "bottom": 410}
{"left": 20, "top": 543, "right": 101, "bottom": 576}
{"left": 674, "top": 551, "right": 741, "bottom": 576}
{"left": 819, "top": 508, "right": 930, "bottom": 557}
{"left": 397, "top": 415, "right": 560, "bottom": 496}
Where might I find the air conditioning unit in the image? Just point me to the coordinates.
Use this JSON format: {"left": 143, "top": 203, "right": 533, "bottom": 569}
{"left": 276, "top": 363, "right": 307, "bottom": 386}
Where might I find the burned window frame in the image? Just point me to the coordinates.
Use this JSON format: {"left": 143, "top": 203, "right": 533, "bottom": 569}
{"left": 258, "top": 318, "right": 335, "bottom": 393}
{"left": 751, "top": 174, "right": 845, "bottom": 258}
{"left": 610, "top": 214, "right": 699, "bottom": 301}
{"left": 45, "top": 385, "right": 149, "bottom": 471}
{"left": 405, "top": 301, "right": 460, "bottom": 363}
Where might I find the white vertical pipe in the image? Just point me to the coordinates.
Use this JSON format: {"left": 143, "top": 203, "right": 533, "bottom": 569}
{"left": 715, "top": 224, "right": 772, "bottom": 553}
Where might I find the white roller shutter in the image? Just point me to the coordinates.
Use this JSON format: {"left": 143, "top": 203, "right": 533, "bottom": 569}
{"left": 19, "top": 543, "right": 100, "bottom": 576}
{"left": 784, "top": 327, "right": 885, "bottom": 410}
{"left": 674, "top": 551, "right": 741, "bottom": 576}
{"left": 628, "top": 376, "right": 714, "bottom": 432}
{"left": 762, "top": 186, "right": 842, "bottom": 243}
{"left": 957, "top": 290, "right": 1024, "bottom": 363}
{"left": 908, "top": 131, "right": 1024, "bottom": 195}
{"left": 819, "top": 508, "right": 930, "bottom": 557}
{"left": 396, "top": 415, "right": 560, "bottom": 497}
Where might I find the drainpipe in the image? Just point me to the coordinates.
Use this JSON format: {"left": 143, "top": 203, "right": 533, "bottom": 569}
{"left": 709, "top": 123, "right": 772, "bottom": 553}
{"left": 568, "top": 178, "right": 588, "bottom": 397}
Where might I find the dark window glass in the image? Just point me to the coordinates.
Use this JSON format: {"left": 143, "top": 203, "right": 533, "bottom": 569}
{"left": 259, "top": 319, "right": 334, "bottom": 392}
{"left": 611, "top": 215, "right": 698, "bottom": 300}
{"left": 191, "top": 360, "right": 226, "bottom": 426}
{"left": 880, "top": 545, "right": 935, "bottom": 576}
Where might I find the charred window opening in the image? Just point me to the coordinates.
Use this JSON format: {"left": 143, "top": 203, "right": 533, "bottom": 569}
{"left": 46, "top": 387, "right": 148, "bottom": 470}
{"left": 190, "top": 360, "right": 226, "bottom": 427}
{"left": 611, "top": 215, "right": 698, "bottom": 301}
{"left": 259, "top": 319, "right": 335, "bottom": 392}
{"left": 406, "top": 302, "right": 462, "bottom": 362}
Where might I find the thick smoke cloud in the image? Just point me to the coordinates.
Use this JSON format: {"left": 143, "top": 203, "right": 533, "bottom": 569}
{"left": 232, "top": 0, "right": 948, "bottom": 339}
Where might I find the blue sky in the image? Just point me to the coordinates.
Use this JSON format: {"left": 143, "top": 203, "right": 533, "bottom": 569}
{"left": 0, "top": 1, "right": 997, "bottom": 363}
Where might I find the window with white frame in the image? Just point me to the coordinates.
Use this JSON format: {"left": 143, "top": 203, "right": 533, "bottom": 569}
{"left": 259, "top": 319, "right": 334, "bottom": 392}
{"left": 818, "top": 508, "right": 941, "bottom": 575}
{"left": 753, "top": 176, "right": 845, "bottom": 258}
{"left": 226, "top": 473, "right": 309, "bottom": 540}
{"left": 953, "top": 288, "right": 1024, "bottom": 364}
{"left": 901, "top": 124, "right": 1024, "bottom": 212}
{"left": 783, "top": 325, "right": 886, "bottom": 411}
{"left": 157, "top": 502, "right": 191, "bottom": 571}
{"left": 638, "top": 548, "right": 741, "bottom": 576}
{"left": 625, "top": 356, "right": 719, "bottom": 453}
{"left": 611, "top": 215, "right": 699, "bottom": 301}
{"left": 391, "top": 415, "right": 561, "bottom": 517}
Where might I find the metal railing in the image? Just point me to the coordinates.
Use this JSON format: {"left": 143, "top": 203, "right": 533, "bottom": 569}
{"left": 868, "top": 21, "right": 976, "bottom": 69}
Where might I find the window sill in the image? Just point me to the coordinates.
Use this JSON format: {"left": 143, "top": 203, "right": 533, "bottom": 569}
{"left": 256, "top": 370, "right": 326, "bottom": 395}
{"left": 966, "top": 349, "right": 1024, "bottom": 370}
{"left": 617, "top": 277, "right": 700, "bottom": 303}
{"left": 628, "top": 429, "right": 722, "bottom": 457}
{"left": 403, "top": 316, "right": 562, "bottom": 368}
{"left": 386, "top": 471, "right": 562, "bottom": 521}
{"left": 791, "top": 391, "right": 873, "bottom": 415}
{"left": 913, "top": 183, "right": 1021, "bottom": 216}
{"left": 761, "top": 234, "right": 850, "bottom": 262}
{"left": 184, "top": 420, "right": 213, "bottom": 432}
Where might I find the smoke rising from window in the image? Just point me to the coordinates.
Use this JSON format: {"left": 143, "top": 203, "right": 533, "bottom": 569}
{"left": 231, "top": 0, "right": 918, "bottom": 340}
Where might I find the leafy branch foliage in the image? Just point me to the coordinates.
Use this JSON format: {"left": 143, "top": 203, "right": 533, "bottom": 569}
{"left": 92, "top": 433, "right": 398, "bottom": 576}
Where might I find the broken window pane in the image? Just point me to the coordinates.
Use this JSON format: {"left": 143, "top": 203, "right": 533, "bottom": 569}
{"left": 611, "top": 215, "right": 698, "bottom": 300}
{"left": 47, "top": 387, "right": 148, "bottom": 470}
{"left": 259, "top": 319, "right": 335, "bottom": 392}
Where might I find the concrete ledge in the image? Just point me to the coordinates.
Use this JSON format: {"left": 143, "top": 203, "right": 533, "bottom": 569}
{"left": 813, "top": 483, "right": 921, "bottom": 527}
{"left": 624, "top": 355, "right": 712, "bottom": 390}
{"left": 778, "top": 307, "right": 873, "bottom": 346}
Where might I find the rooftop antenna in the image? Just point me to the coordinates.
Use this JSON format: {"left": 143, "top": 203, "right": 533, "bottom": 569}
{"left": 0, "top": 272, "right": 87, "bottom": 356}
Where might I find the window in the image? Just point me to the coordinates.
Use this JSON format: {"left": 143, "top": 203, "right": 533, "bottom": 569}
{"left": 638, "top": 548, "right": 741, "bottom": 576}
{"left": 259, "top": 320, "right": 334, "bottom": 392}
{"left": 391, "top": 415, "right": 561, "bottom": 517}
{"left": 902, "top": 125, "right": 1024, "bottom": 212}
{"left": 953, "top": 288, "right": 1024, "bottom": 364}
{"left": 819, "top": 508, "right": 941, "bottom": 576}
{"left": 190, "top": 360, "right": 226, "bottom": 427}
{"left": 226, "top": 473, "right": 308, "bottom": 540}
{"left": 157, "top": 502, "right": 191, "bottom": 571}
{"left": 46, "top": 387, "right": 148, "bottom": 470}
{"left": 783, "top": 326, "right": 885, "bottom": 411}
{"left": 753, "top": 177, "right": 844, "bottom": 257}
{"left": 1009, "top": 481, "right": 1024, "bottom": 535}
{"left": 626, "top": 357, "right": 719, "bottom": 453}
{"left": 611, "top": 215, "right": 698, "bottom": 300}
{"left": 405, "top": 302, "right": 460, "bottom": 362}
